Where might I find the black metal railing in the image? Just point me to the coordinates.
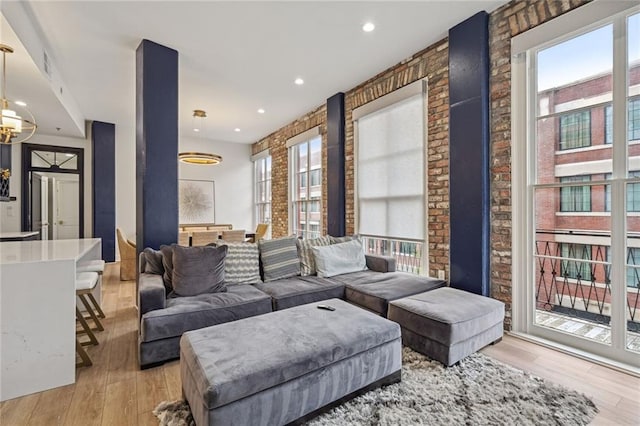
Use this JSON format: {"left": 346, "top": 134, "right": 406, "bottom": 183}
{"left": 535, "top": 230, "right": 640, "bottom": 332}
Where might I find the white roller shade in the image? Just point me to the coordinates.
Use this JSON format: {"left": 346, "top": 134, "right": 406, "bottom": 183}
{"left": 356, "top": 93, "right": 425, "bottom": 240}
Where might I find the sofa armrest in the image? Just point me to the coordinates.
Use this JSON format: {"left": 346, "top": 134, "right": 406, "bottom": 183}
{"left": 139, "top": 273, "right": 166, "bottom": 315}
{"left": 365, "top": 254, "right": 396, "bottom": 273}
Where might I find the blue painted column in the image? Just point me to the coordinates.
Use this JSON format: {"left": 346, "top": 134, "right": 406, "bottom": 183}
{"left": 326, "top": 92, "right": 346, "bottom": 237}
{"left": 91, "top": 121, "right": 116, "bottom": 261}
{"left": 136, "top": 40, "right": 178, "bottom": 252}
{"left": 448, "top": 11, "right": 490, "bottom": 296}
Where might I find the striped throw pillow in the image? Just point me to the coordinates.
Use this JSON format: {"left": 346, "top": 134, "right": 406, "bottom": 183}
{"left": 296, "top": 236, "right": 332, "bottom": 276}
{"left": 217, "top": 241, "right": 262, "bottom": 285}
{"left": 258, "top": 236, "right": 300, "bottom": 282}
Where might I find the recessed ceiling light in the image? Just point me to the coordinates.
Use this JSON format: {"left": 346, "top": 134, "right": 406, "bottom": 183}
{"left": 234, "top": 128, "right": 241, "bottom": 132}
{"left": 362, "top": 22, "right": 375, "bottom": 32}
{"left": 15, "top": 100, "right": 27, "bottom": 106}
{"left": 257, "top": 108, "right": 265, "bottom": 114}
{"left": 193, "top": 128, "right": 200, "bottom": 132}
{"left": 294, "top": 78, "right": 304, "bottom": 85}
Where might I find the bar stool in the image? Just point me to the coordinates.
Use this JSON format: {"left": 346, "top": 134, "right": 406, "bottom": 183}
{"left": 76, "top": 272, "right": 100, "bottom": 367}
{"left": 76, "top": 260, "right": 106, "bottom": 319}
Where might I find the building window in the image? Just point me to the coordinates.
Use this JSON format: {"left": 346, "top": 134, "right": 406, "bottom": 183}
{"left": 290, "top": 134, "right": 322, "bottom": 239}
{"left": 560, "top": 243, "right": 593, "bottom": 281}
{"left": 559, "top": 111, "right": 591, "bottom": 150}
{"left": 254, "top": 155, "right": 272, "bottom": 237}
{"left": 605, "top": 98, "right": 640, "bottom": 144}
{"left": 605, "top": 171, "right": 640, "bottom": 212}
{"left": 559, "top": 175, "right": 591, "bottom": 212}
{"left": 628, "top": 248, "right": 640, "bottom": 288}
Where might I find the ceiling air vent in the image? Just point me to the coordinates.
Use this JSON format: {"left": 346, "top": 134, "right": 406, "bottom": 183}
{"left": 43, "top": 50, "right": 52, "bottom": 80}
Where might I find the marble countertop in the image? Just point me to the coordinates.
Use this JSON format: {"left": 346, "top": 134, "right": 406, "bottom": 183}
{"left": 0, "top": 238, "right": 101, "bottom": 264}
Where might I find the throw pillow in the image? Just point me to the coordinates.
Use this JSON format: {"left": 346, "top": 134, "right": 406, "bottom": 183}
{"left": 329, "top": 234, "right": 359, "bottom": 244}
{"left": 258, "top": 235, "right": 300, "bottom": 282}
{"left": 296, "top": 236, "right": 332, "bottom": 276}
{"left": 143, "top": 247, "right": 164, "bottom": 275}
{"left": 159, "top": 244, "right": 175, "bottom": 292}
{"left": 312, "top": 239, "right": 367, "bottom": 278}
{"left": 171, "top": 245, "right": 228, "bottom": 297}
{"left": 217, "top": 240, "right": 262, "bottom": 284}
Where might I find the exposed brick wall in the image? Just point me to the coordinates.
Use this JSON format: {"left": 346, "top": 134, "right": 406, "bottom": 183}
{"left": 489, "top": 0, "right": 591, "bottom": 329}
{"left": 344, "top": 39, "right": 450, "bottom": 279}
{"left": 252, "top": 105, "right": 327, "bottom": 238}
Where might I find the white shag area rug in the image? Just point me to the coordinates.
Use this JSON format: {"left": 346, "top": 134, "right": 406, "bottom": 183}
{"left": 153, "top": 347, "right": 598, "bottom": 426}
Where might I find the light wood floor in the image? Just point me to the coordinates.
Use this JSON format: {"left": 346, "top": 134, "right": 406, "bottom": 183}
{"left": 1, "top": 263, "right": 638, "bottom": 425}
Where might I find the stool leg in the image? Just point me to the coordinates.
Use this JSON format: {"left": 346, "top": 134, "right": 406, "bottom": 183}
{"left": 87, "top": 293, "right": 106, "bottom": 319}
{"left": 79, "top": 294, "right": 104, "bottom": 332}
{"left": 76, "top": 307, "right": 99, "bottom": 346}
{"left": 76, "top": 339, "right": 93, "bottom": 367}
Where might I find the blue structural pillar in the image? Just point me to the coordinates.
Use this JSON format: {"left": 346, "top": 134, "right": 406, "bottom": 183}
{"left": 91, "top": 121, "right": 116, "bottom": 261}
{"left": 136, "top": 40, "right": 178, "bottom": 252}
{"left": 448, "top": 12, "right": 490, "bottom": 296}
{"left": 326, "top": 93, "right": 346, "bottom": 237}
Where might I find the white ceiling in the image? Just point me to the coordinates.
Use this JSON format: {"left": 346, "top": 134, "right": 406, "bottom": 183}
{"left": 2, "top": 1, "right": 506, "bottom": 145}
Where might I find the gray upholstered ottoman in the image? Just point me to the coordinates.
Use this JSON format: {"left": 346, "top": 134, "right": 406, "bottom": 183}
{"left": 180, "top": 298, "right": 402, "bottom": 426}
{"left": 388, "top": 287, "right": 504, "bottom": 366}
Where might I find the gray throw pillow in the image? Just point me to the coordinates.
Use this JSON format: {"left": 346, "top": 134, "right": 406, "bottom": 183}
{"left": 258, "top": 235, "right": 300, "bottom": 282}
{"left": 143, "top": 247, "right": 164, "bottom": 275}
{"left": 159, "top": 244, "right": 175, "bottom": 292}
{"left": 171, "top": 245, "right": 228, "bottom": 297}
{"left": 296, "top": 236, "right": 332, "bottom": 276}
{"left": 217, "top": 240, "right": 262, "bottom": 284}
{"left": 311, "top": 239, "right": 367, "bottom": 278}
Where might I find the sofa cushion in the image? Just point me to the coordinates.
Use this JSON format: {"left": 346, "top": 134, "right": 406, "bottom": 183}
{"left": 329, "top": 235, "right": 359, "bottom": 244}
{"left": 217, "top": 241, "right": 262, "bottom": 285}
{"left": 258, "top": 235, "right": 300, "bottom": 282}
{"left": 312, "top": 239, "right": 367, "bottom": 278}
{"left": 254, "top": 276, "right": 345, "bottom": 310}
{"left": 335, "top": 270, "right": 446, "bottom": 316}
{"left": 172, "top": 245, "right": 228, "bottom": 297}
{"left": 140, "top": 284, "right": 272, "bottom": 342}
{"left": 160, "top": 244, "right": 175, "bottom": 291}
{"left": 296, "top": 236, "right": 331, "bottom": 276}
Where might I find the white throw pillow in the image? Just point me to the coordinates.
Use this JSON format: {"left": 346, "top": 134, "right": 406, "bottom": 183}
{"left": 311, "top": 239, "right": 367, "bottom": 278}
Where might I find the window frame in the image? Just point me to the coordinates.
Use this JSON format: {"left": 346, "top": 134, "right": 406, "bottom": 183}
{"left": 253, "top": 153, "right": 272, "bottom": 237}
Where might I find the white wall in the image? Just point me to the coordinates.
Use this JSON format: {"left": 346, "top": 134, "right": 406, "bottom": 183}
{"left": 0, "top": 132, "right": 92, "bottom": 236}
{"left": 179, "top": 137, "right": 254, "bottom": 232}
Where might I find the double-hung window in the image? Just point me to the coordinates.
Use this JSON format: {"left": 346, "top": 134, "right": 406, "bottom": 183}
{"left": 353, "top": 79, "right": 427, "bottom": 274}
{"left": 559, "top": 175, "right": 591, "bottom": 212}
{"left": 288, "top": 128, "right": 322, "bottom": 239}
{"left": 559, "top": 111, "right": 591, "bottom": 150}
{"left": 253, "top": 153, "right": 272, "bottom": 238}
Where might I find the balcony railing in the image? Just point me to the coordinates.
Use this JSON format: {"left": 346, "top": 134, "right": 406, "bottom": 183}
{"left": 535, "top": 230, "right": 640, "bottom": 332}
{"left": 360, "top": 235, "right": 423, "bottom": 275}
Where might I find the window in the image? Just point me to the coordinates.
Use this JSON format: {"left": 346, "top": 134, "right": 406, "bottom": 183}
{"left": 559, "top": 175, "right": 591, "bottom": 212}
{"left": 604, "top": 98, "right": 640, "bottom": 144}
{"left": 289, "top": 133, "right": 322, "bottom": 239}
{"left": 560, "top": 243, "right": 593, "bottom": 281}
{"left": 354, "top": 80, "right": 426, "bottom": 274}
{"left": 254, "top": 155, "right": 272, "bottom": 237}
{"left": 605, "top": 171, "right": 640, "bottom": 212}
{"left": 559, "top": 111, "right": 591, "bottom": 150}
{"left": 627, "top": 248, "right": 640, "bottom": 288}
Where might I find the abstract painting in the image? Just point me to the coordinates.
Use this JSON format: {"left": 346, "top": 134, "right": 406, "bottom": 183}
{"left": 179, "top": 179, "right": 215, "bottom": 224}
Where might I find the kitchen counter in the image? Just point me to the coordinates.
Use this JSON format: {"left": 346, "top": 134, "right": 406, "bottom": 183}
{"left": 0, "top": 231, "right": 40, "bottom": 242}
{"left": 0, "top": 238, "right": 102, "bottom": 401}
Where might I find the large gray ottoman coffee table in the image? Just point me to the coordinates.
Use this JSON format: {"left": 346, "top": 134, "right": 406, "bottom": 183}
{"left": 180, "top": 298, "right": 402, "bottom": 426}
{"left": 387, "top": 287, "right": 504, "bottom": 366}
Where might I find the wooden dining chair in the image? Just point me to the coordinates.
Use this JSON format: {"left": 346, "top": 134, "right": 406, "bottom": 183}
{"left": 221, "top": 230, "right": 246, "bottom": 243}
{"left": 192, "top": 231, "right": 220, "bottom": 246}
{"left": 250, "top": 223, "right": 269, "bottom": 243}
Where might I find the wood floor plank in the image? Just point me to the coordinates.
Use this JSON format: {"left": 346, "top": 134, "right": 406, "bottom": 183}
{"left": 101, "top": 378, "right": 137, "bottom": 426}
{"left": 63, "top": 383, "right": 105, "bottom": 426}
{"left": 26, "top": 385, "right": 74, "bottom": 426}
{"left": 136, "top": 367, "right": 169, "bottom": 415}
{"left": 163, "top": 361, "right": 183, "bottom": 401}
{"left": 0, "top": 393, "right": 39, "bottom": 425}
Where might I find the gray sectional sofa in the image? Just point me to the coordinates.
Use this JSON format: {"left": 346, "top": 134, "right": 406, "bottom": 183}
{"left": 138, "top": 250, "right": 445, "bottom": 368}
